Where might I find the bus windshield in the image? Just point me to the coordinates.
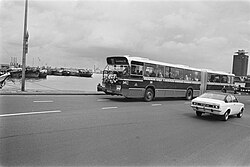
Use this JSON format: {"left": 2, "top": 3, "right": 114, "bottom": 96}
{"left": 103, "top": 64, "right": 129, "bottom": 83}
{"left": 104, "top": 64, "right": 128, "bottom": 73}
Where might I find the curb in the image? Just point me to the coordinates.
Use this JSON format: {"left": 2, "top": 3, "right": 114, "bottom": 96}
{"left": 0, "top": 90, "right": 106, "bottom": 95}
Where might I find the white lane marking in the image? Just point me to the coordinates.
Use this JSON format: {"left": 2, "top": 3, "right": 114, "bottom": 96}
{"left": 97, "top": 99, "right": 109, "bottom": 102}
{"left": 33, "top": 100, "right": 54, "bottom": 103}
{"left": 0, "top": 110, "right": 61, "bottom": 117}
{"left": 102, "top": 107, "right": 118, "bottom": 110}
{"left": 152, "top": 104, "right": 162, "bottom": 106}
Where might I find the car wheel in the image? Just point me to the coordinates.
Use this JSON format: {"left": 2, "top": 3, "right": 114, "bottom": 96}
{"left": 196, "top": 111, "right": 202, "bottom": 117}
{"left": 186, "top": 89, "right": 193, "bottom": 100}
{"left": 237, "top": 108, "right": 244, "bottom": 118}
{"left": 144, "top": 87, "right": 154, "bottom": 102}
{"left": 222, "top": 111, "right": 230, "bottom": 121}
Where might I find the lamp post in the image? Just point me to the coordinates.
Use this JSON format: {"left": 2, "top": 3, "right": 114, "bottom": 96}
{"left": 21, "top": 0, "right": 28, "bottom": 91}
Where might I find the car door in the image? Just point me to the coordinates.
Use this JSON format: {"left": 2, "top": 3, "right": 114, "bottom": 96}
{"left": 230, "top": 95, "right": 241, "bottom": 114}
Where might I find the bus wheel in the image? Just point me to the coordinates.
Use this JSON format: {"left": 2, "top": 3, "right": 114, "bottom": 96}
{"left": 186, "top": 89, "right": 193, "bottom": 100}
{"left": 144, "top": 88, "right": 154, "bottom": 102}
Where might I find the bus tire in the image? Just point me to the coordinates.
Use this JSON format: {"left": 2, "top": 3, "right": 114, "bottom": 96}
{"left": 144, "top": 87, "right": 154, "bottom": 102}
{"left": 186, "top": 88, "right": 193, "bottom": 100}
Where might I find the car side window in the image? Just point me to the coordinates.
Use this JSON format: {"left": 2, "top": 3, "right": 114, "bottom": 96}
{"left": 225, "top": 95, "right": 232, "bottom": 103}
{"left": 231, "top": 95, "right": 238, "bottom": 103}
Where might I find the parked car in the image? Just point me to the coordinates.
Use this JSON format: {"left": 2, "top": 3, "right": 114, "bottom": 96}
{"left": 191, "top": 92, "right": 244, "bottom": 121}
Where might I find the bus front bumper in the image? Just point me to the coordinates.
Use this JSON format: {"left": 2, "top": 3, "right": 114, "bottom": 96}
{"left": 97, "top": 83, "right": 123, "bottom": 95}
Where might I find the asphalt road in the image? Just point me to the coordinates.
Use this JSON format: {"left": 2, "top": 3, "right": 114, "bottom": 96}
{"left": 0, "top": 95, "right": 250, "bottom": 166}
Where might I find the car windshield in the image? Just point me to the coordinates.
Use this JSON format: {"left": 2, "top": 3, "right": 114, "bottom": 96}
{"left": 199, "top": 93, "right": 226, "bottom": 101}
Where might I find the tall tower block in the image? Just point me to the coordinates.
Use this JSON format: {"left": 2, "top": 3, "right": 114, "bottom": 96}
{"left": 232, "top": 50, "right": 248, "bottom": 76}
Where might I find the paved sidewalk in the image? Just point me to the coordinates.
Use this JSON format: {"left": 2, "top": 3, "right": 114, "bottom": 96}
{"left": 0, "top": 74, "right": 105, "bottom": 95}
{"left": 0, "top": 88, "right": 105, "bottom": 95}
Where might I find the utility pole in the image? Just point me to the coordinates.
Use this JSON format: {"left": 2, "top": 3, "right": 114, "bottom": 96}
{"left": 21, "top": 0, "right": 28, "bottom": 91}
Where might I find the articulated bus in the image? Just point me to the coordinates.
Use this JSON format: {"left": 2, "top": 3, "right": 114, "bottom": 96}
{"left": 99, "top": 55, "right": 235, "bottom": 101}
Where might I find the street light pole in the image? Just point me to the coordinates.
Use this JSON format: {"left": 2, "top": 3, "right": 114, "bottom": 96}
{"left": 21, "top": 0, "right": 28, "bottom": 91}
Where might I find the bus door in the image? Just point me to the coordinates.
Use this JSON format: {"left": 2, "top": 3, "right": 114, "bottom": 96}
{"left": 200, "top": 70, "right": 207, "bottom": 95}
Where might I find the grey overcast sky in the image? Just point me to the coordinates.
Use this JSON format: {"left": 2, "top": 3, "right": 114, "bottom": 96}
{"left": 1, "top": 0, "right": 250, "bottom": 73}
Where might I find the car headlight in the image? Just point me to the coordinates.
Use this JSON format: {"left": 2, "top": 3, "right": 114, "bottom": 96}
{"left": 192, "top": 102, "right": 197, "bottom": 105}
{"left": 215, "top": 105, "right": 220, "bottom": 109}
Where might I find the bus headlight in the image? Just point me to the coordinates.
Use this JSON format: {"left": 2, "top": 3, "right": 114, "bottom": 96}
{"left": 116, "top": 85, "right": 121, "bottom": 91}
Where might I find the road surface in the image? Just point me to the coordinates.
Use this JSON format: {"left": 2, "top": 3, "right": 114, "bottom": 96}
{"left": 1, "top": 95, "right": 250, "bottom": 166}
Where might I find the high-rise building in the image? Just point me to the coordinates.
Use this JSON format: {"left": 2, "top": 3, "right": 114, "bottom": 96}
{"left": 232, "top": 50, "right": 248, "bottom": 76}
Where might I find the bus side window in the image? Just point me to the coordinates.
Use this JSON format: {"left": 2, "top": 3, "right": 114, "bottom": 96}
{"left": 214, "top": 75, "right": 220, "bottom": 83}
{"left": 209, "top": 74, "right": 216, "bottom": 82}
{"left": 144, "top": 66, "right": 153, "bottom": 77}
{"left": 150, "top": 69, "right": 157, "bottom": 77}
{"left": 157, "top": 65, "right": 164, "bottom": 78}
{"left": 169, "top": 67, "right": 175, "bottom": 79}
{"left": 228, "top": 76, "right": 233, "bottom": 84}
{"left": 184, "top": 70, "right": 192, "bottom": 81}
{"left": 194, "top": 71, "right": 201, "bottom": 81}
{"left": 131, "top": 61, "right": 143, "bottom": 76}
{"left": 144, "top": 70, "right": 150, "bottom": 77}
{"left": 174, "top": 68, "right": 184, "bottom": 80}
{"left": 131, "top": 65, "right": 136, "bottom": 74}
{"left": 144, "top": 63, "right": 156, "bottom": 77}
{"left": 165, "top": 66, "right": 170, "bottom": 78}
{"left": 207, "top": 73, "right": 212, "bottom": 82}
{"left": 137, "top": 66, "right": 143, "bottom": 75}
{"left": 221, "top": 75, "right": 228, "bottom": 83}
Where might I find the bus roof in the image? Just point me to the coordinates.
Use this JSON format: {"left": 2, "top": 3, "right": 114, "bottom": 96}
{"left": 108, "top": 55, "right": 202, "bottom": 71}
{"left": 202, "top": 69, "right": 235, "bottom": 76}
{"left": 107, "top": 55, "right": 234, "bottom": 76}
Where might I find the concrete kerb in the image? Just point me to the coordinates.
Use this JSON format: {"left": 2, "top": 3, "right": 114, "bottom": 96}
{"left": 0, "top": 89, "right": 105, "bottom": 95}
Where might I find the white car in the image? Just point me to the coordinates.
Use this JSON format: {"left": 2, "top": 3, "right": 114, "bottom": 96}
{"left": 191, "top": 92, "right": 244, "bottom": 121}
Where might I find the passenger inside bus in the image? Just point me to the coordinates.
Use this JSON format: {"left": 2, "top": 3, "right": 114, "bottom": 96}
{"left": 131, "top": 66, "right": 136, "bottom": 74}
{"left": 150, "top": 70, "right": 157, "bottom": 77}
{"left": 131, "top": 65, "right": 143, "bottom": 75}
{"left": 185, "top": 74, "right": 192, "bottom": 81}
{"left": 157, "top": 71, "right": 163, "bottom": 78}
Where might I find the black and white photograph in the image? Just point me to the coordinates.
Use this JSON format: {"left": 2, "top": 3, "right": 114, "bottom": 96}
{"left": 1, "top": 0, "right": 250, "bottom": 166}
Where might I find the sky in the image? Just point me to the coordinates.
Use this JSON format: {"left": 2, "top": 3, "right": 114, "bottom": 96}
{"left": 1, "top": 0, "right": 250, "bottom": 74}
